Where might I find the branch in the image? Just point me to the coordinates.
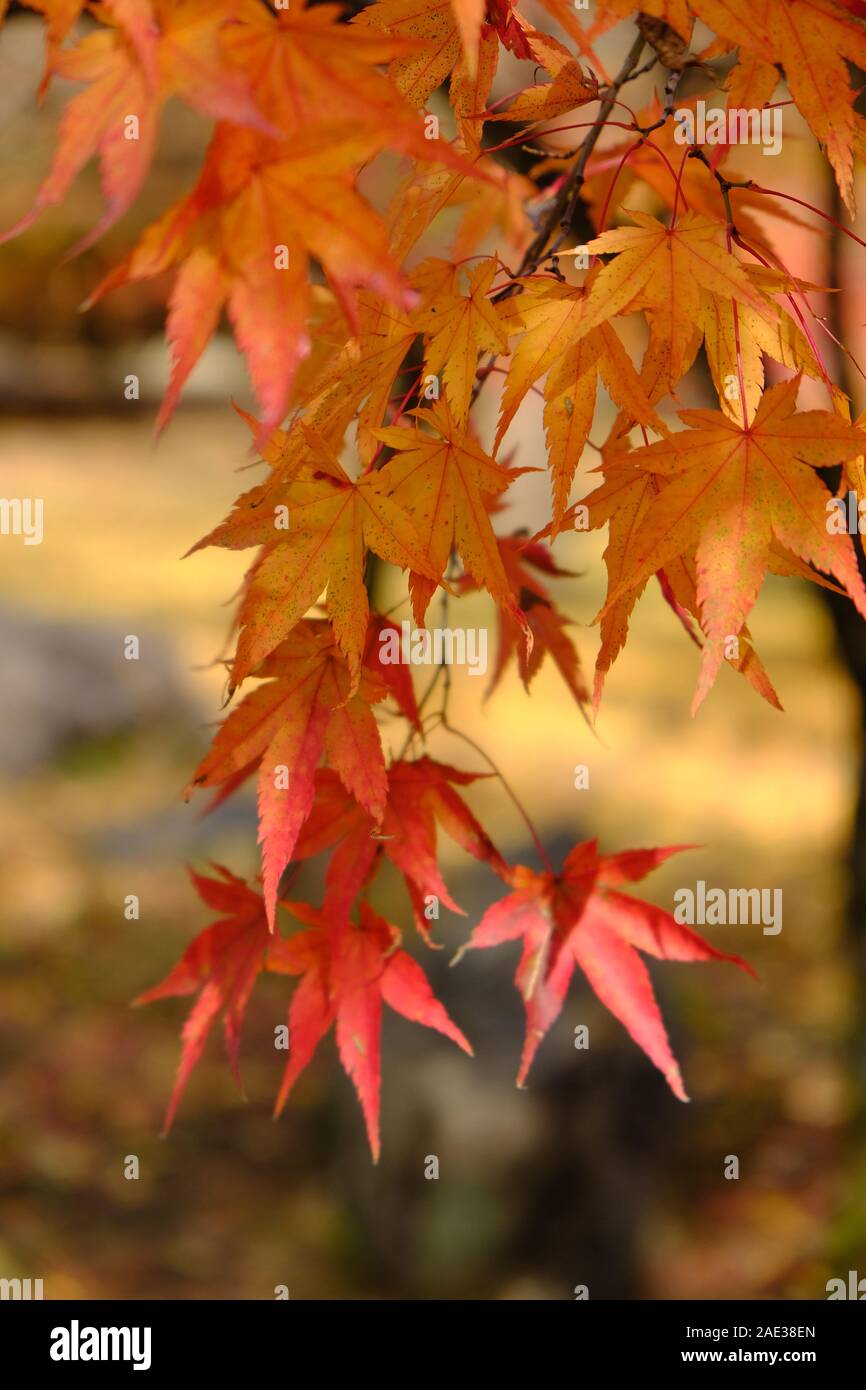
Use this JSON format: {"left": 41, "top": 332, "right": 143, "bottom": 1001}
{"left": 512, "top": 29, "right": 648, "bottom": 280}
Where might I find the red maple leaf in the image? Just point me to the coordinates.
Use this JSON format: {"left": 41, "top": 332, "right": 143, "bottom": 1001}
{"left": 134, "top": 864, "right": 297, "bottom": 1133}
{"left": 294, "top": 757, "right": 509, "bottom": 936}
{"left": 270, "top": 900, "right": 472, "bottom": 1160}
{"left": 456, "top": 841, "right": 755, "bottom": 1094}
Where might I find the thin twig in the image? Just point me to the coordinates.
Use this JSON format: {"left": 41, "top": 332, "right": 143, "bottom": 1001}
{"left": 440, "top": 721, "right": 555, "bottom": 873}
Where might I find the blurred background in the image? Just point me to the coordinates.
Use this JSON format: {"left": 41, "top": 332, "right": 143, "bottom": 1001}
{"left": 2, "top": 4, "right": 866, "bottom": 1300}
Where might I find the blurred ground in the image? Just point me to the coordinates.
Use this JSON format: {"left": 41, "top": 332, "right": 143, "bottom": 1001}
{"left": 1, "top": 6, "right": 865, "bottom": 1301}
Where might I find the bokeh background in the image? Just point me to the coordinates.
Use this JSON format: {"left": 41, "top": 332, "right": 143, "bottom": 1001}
{"left": 2, "top": 5, "right": 866, "bottom": 1299}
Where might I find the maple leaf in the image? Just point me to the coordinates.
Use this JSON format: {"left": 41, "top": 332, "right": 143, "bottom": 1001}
{"left": 460, "top": 528, "right": 589, "bottom": 708}
{"left": 450, "top": 0, "right": 486, "bottom": 73}
{"left": 574, "top": 211, "right": 780, "bottom": 399}
{"left": 372, "top": 399, "right": 531, "bottom": 629}
{"left": 594, "top": 377, "right": 866, "bottom": 711}
{"left": 86, "top": 124, "right": 418, "bottom": 437}
{"left": 2, "top": 0, "right": 269, "bottom": 254}
{"left": 189, "top": 430, "right": 440, "bottom": 689}
{"left": 186, "top": 621, "right": 390, "bottom": 930}
{"left": 496, "top": 275, "right": 665, "bottom": 527}
{"left": 414, "top": 257, "right": 509, "bottom": 424}
{"left": 601, "top": 0, "right": 694, "bottom": 41}
{"left": 227, "top": 0, "right": 462, "bottom": 167}
{"left": 486, "top": 37, "right": 598, "bottom": 121}
{"left": 294, "top": 757, "right": 509, "bottom": 935}
{"left": 269, "top": 901, "right": 472, "bottom": 1160}
{"left": 359, "top": 0, "right": 472, "bottom": 107}
{"left": 22, "top": 0, "right": 159, "bottom": 95}
{"left": 574, "top": 464, "right": 785, "bottom": 712}
{"left": 561, "top": 396, "right": 812, "bottom": 711}
{"left": 134, "top": 864, "right": 298, "bottom": 1133}
{"left": 701, "top": 265, "right": 845, "bottom": 426}
{"left": 486, "top": 0, "right": 547, "bottom": 60}
{"left": 691, "top": 0, "right": 866, "bottom": 214}
{"left": 456, "top": 840, "right": 753, "bottom": 1094}
{"left": 81, "top": 0, "right": 487, "bottom": 434}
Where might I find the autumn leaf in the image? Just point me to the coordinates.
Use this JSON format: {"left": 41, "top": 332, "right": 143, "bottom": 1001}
{"left": 456, "top": 840, "right": 753, "bottom": 1094}
{"left": 496, "top": 275, "right": 666, "bottom": 527}
{"left": 80, "top": 0, "right": 487, "bottom": 434}
{"left": 86, "top": 124, "right": 419, "bottom": 438}
{"left": 134, "top": 864, "right": 295, "bottom": 1133}
{"left": 691, "top": 0, "right": 866, "bottom": 214}
{"left": 595, "top": 377, "right": 866, "bottom": 711}
{"left": 575, "top": 464, "right": 784, "bottom": 712}
{"left": 227, "top": 0, "right": 462, "bottom": 167}
{"left": 460, "top": 528, "right": 589, "bottom": 708}
{"left": 373, "top": 399, "right": 532, "bottom": 630}
{"left": 574, "top": 211, "right": 780, "bottom": 398}
{"left": 294, "top": 757, "right": 509, "bottom": 935}
{"left": 3, "top": 0, "right": 269, "bottom": 254}
{"left": 359, "top": 0, "right": 470, "bottom": 107}
{"left": 189, "top": 431, "right": 441, "bottom": 689}
{"left": 486, "top": 42, "right": 598, "bottom": 121}
{"left": 270, "top": 901, "right": 472, "bottom": 1160}
{"left": 414, "top": 257, "right": 509, "bottom": 423}
{"left": 186, "top": 621, "right": 389, "bottom": 930}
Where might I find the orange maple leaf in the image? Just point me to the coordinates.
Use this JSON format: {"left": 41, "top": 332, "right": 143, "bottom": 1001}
{"left": 373, "top": 399, "right": 532, "bottom": 630}
{"left": 190, "top": 430, "right": 441, "bottom": 690}
{"left": 574, "top": 211, "right": 780, "bottom": 399}
{"left": 691, "top": 0, "right": 866, "bottom": 214}
{"left": 3, "top": 0, "right": 269, "bottom": 254}
{"left": 186, "top": 622, "right": 391, "bottom": 930}
{"left": 460, "top": 530, "right": 589, "bottom": 708}
{"left": 414, "top": 257, "right": 509, "bottom": 424}
{"left": 496, "top": 274, "right": 665, "bottom": 527}
{"left": 593, "top": 377, "right": 866, "bottom": 711}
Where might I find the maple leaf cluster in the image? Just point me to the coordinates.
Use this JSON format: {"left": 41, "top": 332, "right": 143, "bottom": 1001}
{"left": 9, "top": 0, "right": 866, "bottom": 1155}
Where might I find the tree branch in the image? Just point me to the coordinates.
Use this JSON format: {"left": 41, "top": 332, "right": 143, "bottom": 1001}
{"left": 512, "top": 29, "right": 648, "bottom": 280}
